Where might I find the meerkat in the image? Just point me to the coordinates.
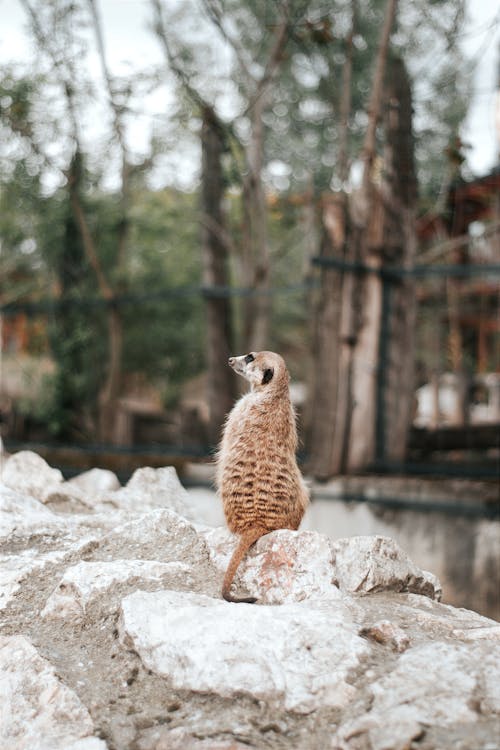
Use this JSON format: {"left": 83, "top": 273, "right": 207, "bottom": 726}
{"left": 216, "top": 351, "right": 309, "bottom": 603}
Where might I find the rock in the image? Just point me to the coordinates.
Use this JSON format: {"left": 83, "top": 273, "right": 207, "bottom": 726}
{"left": 94, "top": 508, "right": 210, "bottom": 567}
{"left": 204, "top": 527, "right": 342, "bottom": 604}
{"left": 0, "top": 634, "right": 107, "bottom": 750}
{"left": 332, "top": 535, "right": 441, "bottom": 600}
{"left": 1, "top": 451, "right": 64, "bottom": 502}
{"left": 203, "top": 530, "right": 441, "bottom": 605}
{"left": 68, "top": 468, "right": 121, "bottom": 494}
{"left": 1, "top": 449, "right": 499, "bottom": 750}
{"left": 359, "top": 620, "right": 410, "bottom": 652}
{"left": 0, "top": 483, "right": 118, "bottom": 557}
{"left": 137, "top": 728, "right": 252, "bottom": 750}
{"left": 41, "top": 560, "right": 193, "bottom": 622}
{"left": 0, "top": 484, "right": 59, "bottom": 540}
{"left": 119, "top": 589, "right": 368, "bottom": 714}
{"left": 101, "top": 466, "right": 197, "bottom": 519}
{"left": 332, "top": 640, "right": 500, "bottom": 750}
{"left": 42, "top": 483, "right": 96, "bottom": 514}
{"left": 0, "top": 547, "right": 71, "bottom": 612}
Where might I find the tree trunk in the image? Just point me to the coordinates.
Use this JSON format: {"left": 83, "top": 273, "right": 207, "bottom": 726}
{"left": 201, "top": 106, "right": 236, "bottom": 443}
{"left": 308, "top": 0, "right": 399, "bottom": 478}
{"left": 379, "top": 57, "right": 418, "bottom": 462}
{"left": 241, "top": 96, "right": 271, "bottom": 352}
{"left": 307, "top": 194, "right": 346, "bottom": 479}
{"left": 98, "top": 305, "right": 124, "bottom": 443}
{"left": 69, "top": 164, "right": 126, "bottom": 444}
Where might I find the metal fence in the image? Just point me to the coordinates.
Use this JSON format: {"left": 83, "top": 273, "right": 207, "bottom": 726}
{"left": 1, "top": 263, "right": 499, "bottom": 480}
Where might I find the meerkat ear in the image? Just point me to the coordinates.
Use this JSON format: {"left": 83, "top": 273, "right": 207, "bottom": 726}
{"left": 262, "top": 368, "right": 274, "bottom": 385}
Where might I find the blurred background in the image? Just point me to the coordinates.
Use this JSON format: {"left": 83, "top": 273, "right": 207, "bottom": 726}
{"left": 0, "top": 0, "right": 499, "bottom": 617}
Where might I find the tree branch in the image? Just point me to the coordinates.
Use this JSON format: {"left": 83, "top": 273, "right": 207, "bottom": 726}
{"left": 337, "top": 0, "right": 358, "bottom": 186}
{"left": 87, "top": 0, "right": 128, "bottom": 160}
{"left": 199, "top": 0, "right": 255, "bottom": 85}
{"left": 361, "top": 0, "right": 399, "bottom": 191}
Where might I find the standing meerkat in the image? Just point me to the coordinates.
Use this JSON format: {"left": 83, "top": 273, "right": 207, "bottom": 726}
{"left": 216, "top": 351, "right": 309, "bottom": 603}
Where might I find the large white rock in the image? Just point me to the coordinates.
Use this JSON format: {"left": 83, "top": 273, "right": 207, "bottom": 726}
{"left": 0, "top": 547, "right": 71, "bottom": 611}
{"left": 204, "top": 527, "right": 342, "bottom": 604}
{"left": 41, "top": 483, "right": 97, "bottom": 514}
{"left": 0, "top": 483, "right": 116, "bottom": 555}
{"left": 1, "top": 451, "right": 64, "bottom": 502}
{"left": 95, "top": 508, "right": 210, "bottom": 566}
{"left": 331, "top": 535, "right": 441, "bottom": 599}
{"left": 100, "top": 466, "right": 197, "bottom": 519}
{"left": 41, "top": 559, "right": 193, "bottom": 622}
{"left": 203, "top": 529, "right": 441, "bottom": 605}
{"left": 0, "top": 484, "right": 59, "bottom": 540}
{"left": 332, "top": 640, "right": 500, "bottom": 750}
{"left": 119, "top": 589, "right": 369, "bottom": 714}
{"left": 0, "top": 634, "right": 107, "bottom": 750}
{"left": 67, "top": 468, "right": 121, "bottom": 495}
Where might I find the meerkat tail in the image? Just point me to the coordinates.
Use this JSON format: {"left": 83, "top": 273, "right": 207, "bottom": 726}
{"left": 222, "top": 528, "right": 266, "bottom": 603}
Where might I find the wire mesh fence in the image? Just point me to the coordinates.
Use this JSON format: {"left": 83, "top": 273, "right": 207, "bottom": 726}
{"left": 1, "top": 262, "right": 499, "bottom": 479}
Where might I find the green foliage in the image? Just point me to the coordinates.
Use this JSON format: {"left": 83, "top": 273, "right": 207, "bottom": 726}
{"left": 120, "top": 187, "right": 205, "bottom": 398}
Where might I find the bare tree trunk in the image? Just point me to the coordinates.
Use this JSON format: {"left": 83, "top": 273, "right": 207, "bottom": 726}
{"left": 201, "top": 106, "right": 236, "bottom": 443}
{"left": 98, "top": 306, "right": 124, "bottom": 442}
{"left": 242, "top": 95, "right": 271, "bottom": 351}
{"left": 68, "top": 171, "right": 124, "bottom": 444}
{"left": 239, "top": 8, "right": 290, "bottom": 351}
{"left": 88, "top": 0, "right": 132, "bottom": 443}
{"left": 360, "top": 0, "right": 399, "bottom": 194}
{"left": 327, "top": 0, "right": 358, "bottom": 474}
{"left": 309, "top": 0, "right": 399, "bottom": 477}
{"left": 308, "top": 195, "right": 346, "bottom": 479}
{"left": 337, "top": 0, "right": 357, "bottom": 186}
{"left": 380, "top": 57, "right": 418, "bottom": 462}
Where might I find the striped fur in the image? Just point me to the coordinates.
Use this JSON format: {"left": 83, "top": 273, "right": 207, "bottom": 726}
{"left": 216, "top": 351, "right": 309, "bottom": 603}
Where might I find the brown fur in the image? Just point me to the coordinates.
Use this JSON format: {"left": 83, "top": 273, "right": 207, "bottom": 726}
{"left": 216, "top": 351, "right": 309, "bottom": 603}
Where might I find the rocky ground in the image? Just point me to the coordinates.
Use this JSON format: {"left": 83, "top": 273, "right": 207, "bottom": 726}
{"left": 0, "top": 450, "right": 499, "bottom": 750}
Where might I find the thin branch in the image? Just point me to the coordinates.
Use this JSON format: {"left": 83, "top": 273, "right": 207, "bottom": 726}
{"left": 151, "top": 0, "right": 210, "bottom": 112}
{"left": 243, "top": 0, "right": 291, "bottom": 118}
{"left": 87, "top": 0, "right": 128, "bottom": 160}
{"left": 361, "top": 0, "right": 399, "bottom": 191}
{"left": 68, "top": 185, "right": 113, "bottom": 299}
{"left": 200, "top": 0, "right": 255, "bottom": 85}
{"left": 419, "top": 220, "right": 500, "bottom": 264}
{"left": 20, "top": 0, "right": 113, "bottom": 299}
{"left": 198, "top": 212, "right": 238, "bottom": 257}
{"left": 337, "top": 0, "right": 358, "bottom": 186}
{"left": 151, "top": 0, "right": 242, "bottom": 161}
{"left": 88, "top": 0, "right": 131, "bottom": 265}
{"left": 20, "top": 0, "right": 81, "bottom": 144}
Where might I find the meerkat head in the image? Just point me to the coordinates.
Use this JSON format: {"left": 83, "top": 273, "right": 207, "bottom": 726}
{"left": 228, "top": 351, "right": 288, "bottom": 390}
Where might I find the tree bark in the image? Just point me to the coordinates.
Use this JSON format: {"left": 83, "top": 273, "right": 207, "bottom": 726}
{"left": 379, "top": 56, "right": 418, "bottom": 462}
{"left": 201, "top": 106, "right": 237, "bottom": 443}
{"left": 240, "top": 6, "right": 290, "bottom": 351}
{"left": 307, "top": 194, "right": 345, "bottom": 479}
{"left": 308, "top": 0, "right": 400, "bottom": 478}
{"left": 241, "top": 95, "right": 271, "bottom": 351}
{"left": 88, "top": 0, "right": 131, "bottom": 443}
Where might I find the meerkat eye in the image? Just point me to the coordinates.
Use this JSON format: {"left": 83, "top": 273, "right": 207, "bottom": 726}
{"left": 262, "top": 368, "right": 274, "bottom": 384}
{"left": 244, "top": 353, "right": 254, "bottom": 364}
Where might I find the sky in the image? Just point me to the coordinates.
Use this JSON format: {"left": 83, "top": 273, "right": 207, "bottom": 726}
{"left": 0, "top": 0, "right": 499, "bottom": 183}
